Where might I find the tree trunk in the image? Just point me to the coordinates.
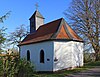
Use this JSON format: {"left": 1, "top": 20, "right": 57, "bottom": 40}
{"left": 95, "top": 54, "right": 99, "bottom": 61}
{"left": 95, "top": 49, "right": 100, "bottom": 61}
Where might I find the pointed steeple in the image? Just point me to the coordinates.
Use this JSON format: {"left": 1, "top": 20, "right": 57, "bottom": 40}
{"left": 29, "top": 10, "right": 44, "bottom": 19}
{"left": 29, "top": 10, "right": 44, "bottom": 33}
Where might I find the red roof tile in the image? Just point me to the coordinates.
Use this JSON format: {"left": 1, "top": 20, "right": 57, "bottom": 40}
{"left": 19, "top": 18, "right": 83, "bottom": 46}
{"left": 56, "top": 25, "right": 70, "bottom": 39}
{"left": 66, "top": 24, "right": 82, "bottom": 40}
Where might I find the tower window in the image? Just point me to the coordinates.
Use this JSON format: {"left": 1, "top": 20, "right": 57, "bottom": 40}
{"left": 40, "top": 50, "right": 44, "bottom": 63}
{"left": 27, "top": 50, "right": 30, "bottom": 61}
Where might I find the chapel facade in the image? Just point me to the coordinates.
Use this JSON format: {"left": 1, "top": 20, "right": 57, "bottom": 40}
{"left": 19, "top": 10, "right": 84, "bottom": 72}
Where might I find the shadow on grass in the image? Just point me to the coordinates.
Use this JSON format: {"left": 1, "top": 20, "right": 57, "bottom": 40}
{"left": 33, "top": 67, "right": 88, "bottom": 77}
{"left": 33, "top": 61, "right": 100, "bottom": 77}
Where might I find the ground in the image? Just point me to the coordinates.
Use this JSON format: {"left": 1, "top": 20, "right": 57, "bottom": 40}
{"left": 66, "top": 66, "right": 100, "bottom": 77}
{"left": 0, "top": 59, "right": 100, "bottom": 77}
{"left": 34, "top": 61, "right": 100, "bottom": 77}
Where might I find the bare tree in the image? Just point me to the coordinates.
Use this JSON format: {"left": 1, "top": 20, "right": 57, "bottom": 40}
{"left": 0, "top": 27, "right": 7, "bottom": 49}
{"left": 64, "top": 0, "right": 100, "bottom": 61}
{"left": 0, "top": 11, "right": 10, "bottom": 51}
{"left": 0, "top": 11, "right": 11, "bottom": 23}
{"left": 8, "top": 24, "right": 29, "bottom": 46}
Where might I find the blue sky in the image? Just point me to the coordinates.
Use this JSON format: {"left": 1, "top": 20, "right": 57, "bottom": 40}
{"left": 0, "top": 0, "right": 72, "bottom": 33}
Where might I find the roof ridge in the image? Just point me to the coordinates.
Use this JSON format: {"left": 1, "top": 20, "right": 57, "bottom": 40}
{"left": 65, "top": 22, "right": 83, "bottom": 41}
{"left": 50, "top": 18, "right": 63, "bottom": 39}
{"left": 39, "top": 18, "right": 63, "bottom": 27}
{"left": 62, "top": 19, "right": 73, "bottom": 39}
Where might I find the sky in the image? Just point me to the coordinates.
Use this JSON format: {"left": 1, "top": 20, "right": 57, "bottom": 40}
{"left": 0, "top": 0, "right": 72, "bottom": 33}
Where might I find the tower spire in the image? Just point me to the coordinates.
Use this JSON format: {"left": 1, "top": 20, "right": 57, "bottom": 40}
{"left": 29, "top": 4, "right": 44, "bottom": 33}
{"left": 35, "top": 3, "right": 39, "bottom": 10}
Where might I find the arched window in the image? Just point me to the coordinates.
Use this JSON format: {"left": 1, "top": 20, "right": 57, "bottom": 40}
{"left": 40, "top": 50, "right": 44, "bottom": 63}
{"left": 27, "top": 50, "right": 30, "bottom": 61}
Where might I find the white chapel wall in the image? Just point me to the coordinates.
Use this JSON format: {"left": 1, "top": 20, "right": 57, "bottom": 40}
{"left": 53, "top": 41, "right": 83, "bottom": 71}
{"left": 53, "top": 41, "right": 73, "bottom": 71}
{"left": 71, "top": 42, "right": 84, "bottom": 67}
{"left": 20, "top": 41, "right": 54, "bottom": 71}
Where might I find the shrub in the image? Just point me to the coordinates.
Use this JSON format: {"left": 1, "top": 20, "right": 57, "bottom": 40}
{"left": 0, "top": 54, "right": 35, "bottom": 77}
{"left": 16, "top": 58, "right": 35, "bottom": 77}
{"left": 84, "top": 53, "right": 95, "bottom": 63}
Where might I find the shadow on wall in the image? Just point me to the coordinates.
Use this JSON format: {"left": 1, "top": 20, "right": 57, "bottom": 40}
{"left": 72, "top": 43, "right": 83, "bottom": 67}
{"left": 54, "top": 43, "right": 73, "bottom": 70}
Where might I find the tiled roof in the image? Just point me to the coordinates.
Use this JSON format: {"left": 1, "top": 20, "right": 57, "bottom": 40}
{"left": 19, "top": 18, "right": 83, "bottom": 46}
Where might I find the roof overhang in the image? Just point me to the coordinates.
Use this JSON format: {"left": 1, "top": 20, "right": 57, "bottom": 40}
{"left": 18, "top": 39, "right": 84, "bottom": 46}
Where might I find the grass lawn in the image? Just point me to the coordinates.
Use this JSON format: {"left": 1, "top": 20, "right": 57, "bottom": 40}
{"left": 0, "top": 60, "right": 100, "bottom": 77}
{"left": 33, "top": 61, "right": 100, "bottom": 77}
{"left": 33, "top": 68, "right": 88, "bottom": 77}
{"left": 84, "top": 61, "right": 100, "bottom": 67}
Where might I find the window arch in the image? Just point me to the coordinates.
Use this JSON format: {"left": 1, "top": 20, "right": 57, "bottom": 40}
{"left": 40, "top": 50, "right": 44, "bottom": 63}
{"left": 27, "top": 50, "right": 30, "bottom": 61}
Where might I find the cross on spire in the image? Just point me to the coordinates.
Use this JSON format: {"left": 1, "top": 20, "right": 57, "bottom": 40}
{"left": 35, "top": 3, "right": 39, "bottom": 10}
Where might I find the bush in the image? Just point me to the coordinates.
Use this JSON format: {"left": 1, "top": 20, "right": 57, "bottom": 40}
{"left": 16, "top": 58, "right": 35, "bottom": 77}
{"left": 84, "top": 61, "right": 100, "bottom": 67}
{"left": 84, "top": 53, "right": 95, "bottom": 63}
{"left": 0, "top": 54, "right": 35, "bottom": 77}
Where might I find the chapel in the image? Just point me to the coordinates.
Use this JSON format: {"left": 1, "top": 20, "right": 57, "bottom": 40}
{"left": 19, "top": 10, "right": 84, "bottom": 72}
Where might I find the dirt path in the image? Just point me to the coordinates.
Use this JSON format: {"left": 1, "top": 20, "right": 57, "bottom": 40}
{"left": 66, "top": 66, "right": 100, "bottom": 77}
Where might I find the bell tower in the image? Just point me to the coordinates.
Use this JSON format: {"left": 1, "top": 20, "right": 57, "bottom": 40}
{"left": 29, "top": 10, "right": 44, "bottom": 33}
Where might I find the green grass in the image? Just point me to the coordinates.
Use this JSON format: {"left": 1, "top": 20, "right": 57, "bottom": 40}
{"left": 33, "top": 61, "right": 100, "bottom": 77}
{"left": 33, "top": 67, "right": 88, "bottom": 77}
{"left": 0, "top": 60, "right": 100, "bottom": 77}
{"left": 84, "top": 61, "right": 100, "bottom": 67}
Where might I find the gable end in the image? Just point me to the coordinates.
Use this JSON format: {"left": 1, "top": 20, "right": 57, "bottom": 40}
{"left": 51, "top": 18, "right": 73, "bottom": 40}
{"left": 51, "top": 18, "right": 83, "bottom": 41}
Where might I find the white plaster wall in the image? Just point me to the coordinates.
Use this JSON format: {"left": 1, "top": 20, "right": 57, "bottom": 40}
{"left": 53, "top": 41, "right": 83, "bottom": 71}
{"left": 53, "top": 41, "right": 73, "bottom": 71}
{"left": 72, "top": 42, "right": 84, "bottom": 67}
{"left": 20, "top": 41, "right": 54, "bottom": 71}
